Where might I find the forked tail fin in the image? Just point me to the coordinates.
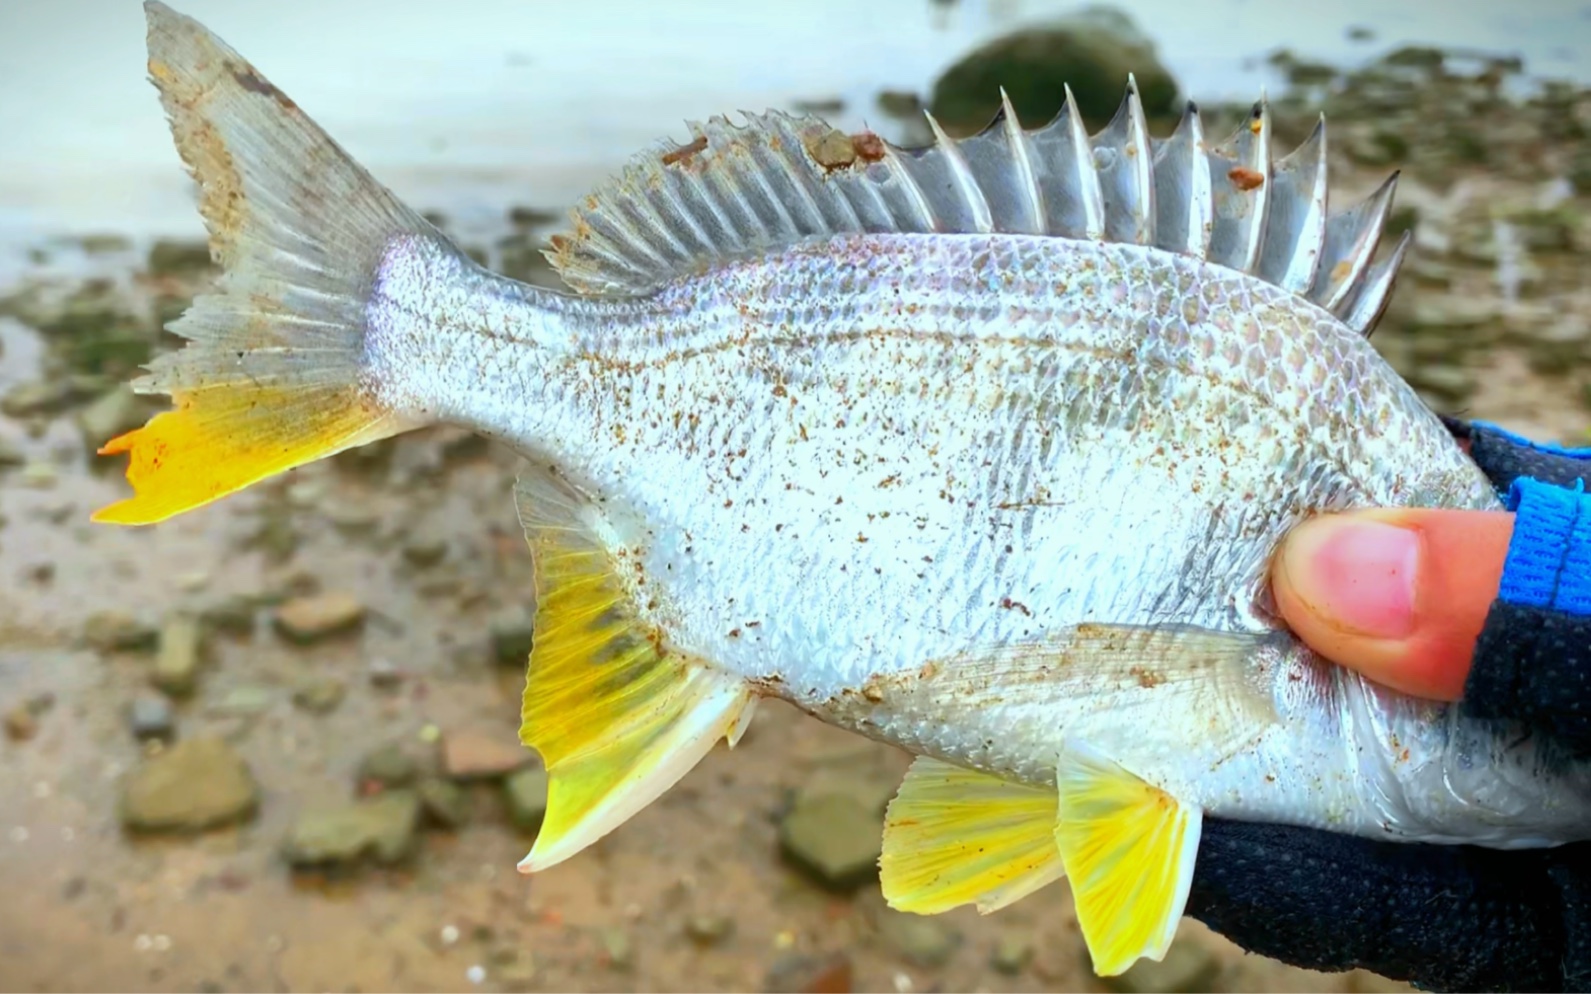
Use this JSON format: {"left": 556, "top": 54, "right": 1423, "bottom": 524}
{"left": 94, "top": 2, "right": 442, "bottom": 525}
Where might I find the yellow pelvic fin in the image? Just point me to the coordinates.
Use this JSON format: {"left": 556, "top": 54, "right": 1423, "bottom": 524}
{"left": 512, "top": 472, "right": 751, "bottom": 873}
{"left": 94, "top": 384, "right": 400, "bottom": 525}
{"left": 880, "top": 756, "right": 1066, "bottom": 916}
{"left": 1052, "top": 741, "right": 1203, "bottom": 977}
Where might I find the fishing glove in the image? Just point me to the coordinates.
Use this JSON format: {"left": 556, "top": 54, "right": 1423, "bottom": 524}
{"left": 1188, "top": 417, "right": 1591, "bottom": 994}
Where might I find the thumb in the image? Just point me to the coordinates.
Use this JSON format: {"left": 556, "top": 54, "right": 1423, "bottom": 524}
{"left": 1271, "top": 508, "right": 1516, "bottom": 701}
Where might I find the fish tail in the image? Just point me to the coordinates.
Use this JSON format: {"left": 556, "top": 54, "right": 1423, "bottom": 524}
{"left": 94, "top": 2, "right": 443, "bottom": 526}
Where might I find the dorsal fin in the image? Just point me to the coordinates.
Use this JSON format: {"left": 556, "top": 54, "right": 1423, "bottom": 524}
{"left": 546, "top": 83, "right": 1406, "bottom": 335}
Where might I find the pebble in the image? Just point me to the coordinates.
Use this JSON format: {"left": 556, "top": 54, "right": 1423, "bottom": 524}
{"left": 401, "top": 520, "right": 450, "bottom": 568}
{"left": 1103, "top": 939, "right": 1221, "bottom": 994}
{"left": 152, "top": 613, "right": 203, "bottom": 698}
{"left": 20, "top": 462, "right": 56, "bottom": 489}
{"left": 212, "top": 685, "right": 273, "bottom": 717}
{"left": 763, "top": 953, "right": 853, "bottom": 994}
{"left": 599, "top": 926, "right": 634, "bottom": 972}
{"left": 489, "top": 608, "right": 536, "bottom": 666}
{"left": 778, "top": 793, "right": 882, "bottom": 891}
{"left": 442, "top": 729, "right": 531, "bottom": 780}
{"left": 198, "top": 595, "right": 259, "bottom": 637}
{"left": 502, "top": 766, "right": 548, "bottom": 832}
{"left": 291, "top": 677, "right": 346, "bottom": 714}
{"left": 4, "top": 703, "right": 38, "bottom": 741}
{"left": 75, "top": 387, "right": 146, "bottom": 454}
{"left": 878, "top": 909, "right": 961, "bottom": 968}
{"left": 416, "top": 777, "right": 469, "bottom": 829}
{"left": 280, "top": 790, "right": 422, "bottom": 869}
{"left": 119, "top": 737, "right": 259, "bottom": 833}
{"left": 685, "top": 912, "right": 735, "bottom": 947}
{"left": 358, "top": 743, "right": 421, "bottom": 789}
{"left": 273, "top": 592, "right": 366, "bottom": 644}
{"left": 0, "top": 436, "right": 24, "bottom": 468}
{"left": 83, "top": 610, "right": 159, "bottom": 653}
{"left": 367, "top": 658, "right": 404, "bottom": 689}
{"left": 990, "top": 932, "right": 1034, "bottom": 975}
{"left": 128, "top": 694, "right": 176, "bottom": 742}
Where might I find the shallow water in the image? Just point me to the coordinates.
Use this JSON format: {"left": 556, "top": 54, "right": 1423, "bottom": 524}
{"left": 1, "top": 0, "right": 1588, "bottom": 256}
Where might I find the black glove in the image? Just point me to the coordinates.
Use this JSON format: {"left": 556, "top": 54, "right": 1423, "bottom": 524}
{"left": 1188, "top": 418, "right": 1591, "bottom": 993}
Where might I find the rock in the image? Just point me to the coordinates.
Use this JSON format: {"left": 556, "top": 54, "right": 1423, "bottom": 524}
{"left": 875, "top": 90, "right": 923, "bottom": 119}
{"left": 273, "top": 592, "right": 365, "bottom": 644}
{"left": 21, "top": 462, "right": 56, "bottom": 488}
{"left": 502, "top": 766, "right": 548, "bottom": 832}
{"left": 128, "top": 694, "right": 176, "bottom": 742}
{"left": 1, "top": 380, "right": 79, "bottom": 418}
{"left": 778, "top": 793, "right": 882, "bottom": 891}
{"left": 764, "top": 953, "right": 853, "bottom": 994}
{"left": 929, "top": 6, "right": 1177, "bottom": 136}
{"left": 878, "top": 909, "right": 961, "bottom": 968}
{"left": 443, "top": 729, "right": 531, "bottom": 780}
{"left": 0, "top": 436, "right": 23, "bottom": 468}
{"left": 84, "top": 610, "right": 158, "bottom": 652}
{"left": 146, "top": 238, "right": 213, "bottom": 275}
{"left": 4, "top": 703, "right": 37, "bottom": 741}
{"left": 120, "top": 737, "right": 259, "bottom": 833}
{"left": 358, "top": 743, "right": 421, "bottom": 789}
{"left": 1407, "top": 363, "right": 1476, "bottom": 403}
{"left": 1104, "top": 939, "right": 1221, "bottom": 994}
{"left": 197, "top": 594, "right": 259, "bottom": 637}
{"left": 152, "top": 613, "right": 204, "bottom": 698}
{"left": 402, "top": 520, "right": 450, "bottom": 568}
{"left": 1407, "top": 296, "right": 1502, "bottom": 330}
{"left": 212, "top": 685, "right": 273, "bottom": 717}
{"left": 990, "top": 932, "right": 1033, "bottom": 975}
{"left": 599, "top": 926, "right": 634, "bottom": 972}
{"left": 489, "top": 608, "right": 536, "bottom": 666}
{"left": 75, "top": 387, "right": 148, "bottom": 454}
{"left": 281, "top": 791, "right": 422, "bottom": 869}
{"left": 416, "top": 777, "right": 469, "bottom": 829}
{"left": 685, "top": 913, "right": 735, "bottom": 947}
{"left": 291, "top": 676, "right": 346, "bottom": 714}
{"left": 367, "top": 658, "right": 405, "bottom": 689}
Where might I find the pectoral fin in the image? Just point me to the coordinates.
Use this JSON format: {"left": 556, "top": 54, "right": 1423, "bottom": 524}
{"left": 1052, "top": 742, "right": 1203, "bottom": 977}
{"left": 512, "top": 472, "right": 752, "bottom": 873}
{"left": 880, "top": 757, "right": 1066, "bottom": 916}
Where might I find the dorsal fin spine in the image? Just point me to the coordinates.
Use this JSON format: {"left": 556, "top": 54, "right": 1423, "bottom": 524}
{"left": 1062, "top": 84, "right": 1106, "bottom": 240}
{"left": 924, "top": 110, "right": 994, "bottom": 234}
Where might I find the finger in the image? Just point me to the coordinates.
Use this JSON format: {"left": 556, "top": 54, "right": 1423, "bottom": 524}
{"left": 1272, "top": 508, "right": 1515, "bottom": 701}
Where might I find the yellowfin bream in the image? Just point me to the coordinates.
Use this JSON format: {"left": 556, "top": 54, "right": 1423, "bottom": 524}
{"left": 96, "top": 3, "right": 1591, "bottom": 976}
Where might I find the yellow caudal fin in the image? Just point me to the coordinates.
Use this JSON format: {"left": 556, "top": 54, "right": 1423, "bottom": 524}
{"left": 880, "top": 757, "right": 1066, "bottom": 916}
{"left": 1052, "top": 742, "right": 1204, "bottom": 977}
{"left": 95, "top": 4, "right": 444, "bottom": 524}
{"left": 511, "top": 472, "right": 753, "bottom": 873}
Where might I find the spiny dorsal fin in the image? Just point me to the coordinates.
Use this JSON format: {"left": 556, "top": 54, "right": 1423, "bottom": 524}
{"left": 546, "top": 83, "right": 1406, "bottom": 336}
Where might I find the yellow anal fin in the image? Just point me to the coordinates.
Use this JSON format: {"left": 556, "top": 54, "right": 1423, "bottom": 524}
{"left": 512, "top": 472, "right": 751, "bottom": 873}
{"left": 1052, "top": 742, "right": 1203, "bottom": 977}
{"left": 880, "top": 756, "right": 1066, "bottom": 916}
{"left": 94, "top": 383, "right": 399, "bottom": 525}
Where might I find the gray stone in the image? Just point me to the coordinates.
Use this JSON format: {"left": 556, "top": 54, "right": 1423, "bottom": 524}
{"left": 120, "top": 737, "right": 259, "bottom": 833}
{"left": 128, "top": 694, "right": 176, "bottom": 742}
{"left": 416, "top": 777, "right": 469, "bottom": 829}
{"left": 21, "top": 462, "right": 56, "bottom": 488}
{"left": 685, "top": 913, "right": 735, "bottom": 947}
{"left": 929, "top": 6, "right": 1178, "bottom": 135}
{"left": 212, "top": 685, "right": 272, "bottom": 717}
{"left": 490, "top": 608, "right": 536, "bottom": 666}
{"left": 502, "top": 766, "right": 548, "bottom": 832}
{"left": 83, "top": 610, "right": 158, "bottom": 652}
{"left": 273, "top": 592, "right": 365, "bottom": 644}
{"left": 198, "top": 595, "right": 259, "bottom": 637}
{"left": 401, "top": 521, "right": 449, "bottom": 568}
{"left": 358, "top": 743, "right": 420, "bottom": 789}
{"left": 4, "top": 704, "right": 37, "bottom": 741}
{"left": 878, "top": 909, "right": 961, "bottom": 968}
{"left": 0, "top": 435, "right": 23, "bottom": 468}
{"left": 146, "top": 238, "right": 213, "bottom": 275}
{"left": 281, "top": 791, "right": 422, "bottom": 869}
{"left": 1104, "top": 940, "right": 1221, "bottom": 994}
{"left": 778, "top": 792, "right": 882, "bottom": 891}
{"left": 75, "top": 387, "right": 147, "bottom": 453}
{"left": 1, "top": 380, "right": 78, "bottom": 418}
{"left": 152, "top": 613, "right": 203, "bottom": 698}
{"left": 990, "top": 932, "right": 1034, "bottom": 975}
{"left": 291, "top": 677, "right": 346, "bottom": 714}
{"left": 763, "top": 953, "right": 853, "bottom": 993}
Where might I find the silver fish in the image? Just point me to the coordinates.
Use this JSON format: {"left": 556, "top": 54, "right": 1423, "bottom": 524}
{"left": 99, "top": 2, "right": 1591, "bottom": 976}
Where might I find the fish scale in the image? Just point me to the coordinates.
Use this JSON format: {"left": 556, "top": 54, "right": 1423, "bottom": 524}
{"left": 98, "top": 3, "right": 1591, "bottom": 978}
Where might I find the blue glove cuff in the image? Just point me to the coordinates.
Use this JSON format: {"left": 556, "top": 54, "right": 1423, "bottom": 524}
{"left": 1500, "top": 476, "right": 1591, "bottom": 616}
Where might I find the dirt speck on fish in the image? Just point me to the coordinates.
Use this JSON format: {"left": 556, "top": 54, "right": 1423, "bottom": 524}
{"left": 96, "top": 1, "right": 1591, "bottom": 978}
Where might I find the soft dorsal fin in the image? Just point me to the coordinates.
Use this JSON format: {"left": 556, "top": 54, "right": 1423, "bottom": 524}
{"left": 546, "top": 80, "right": 1408, "bottom": 336}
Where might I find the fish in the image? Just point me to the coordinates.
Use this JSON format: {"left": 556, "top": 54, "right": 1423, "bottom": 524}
{"left": 99, "top": 2, "right": 1591, "bottom": 977}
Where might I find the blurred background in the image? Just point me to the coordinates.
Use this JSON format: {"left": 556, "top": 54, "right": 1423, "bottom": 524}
{"left": 1, "top": 1, "right": 1588, "bottom": 991}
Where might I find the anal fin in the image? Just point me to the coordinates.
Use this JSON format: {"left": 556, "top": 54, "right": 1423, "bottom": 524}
{"left": 881, "top": 757, "right": 1066, "bottom": 916}
{"left": 1052, "top": 742, "right": 1203, "bottom": 977}
{"left": 512, "top": 472, "right": 751, "bottom": 873}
